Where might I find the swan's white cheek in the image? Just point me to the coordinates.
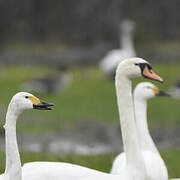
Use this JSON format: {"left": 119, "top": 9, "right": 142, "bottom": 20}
{"left": 19, "top": 100, "right": 34, "bottom": 110}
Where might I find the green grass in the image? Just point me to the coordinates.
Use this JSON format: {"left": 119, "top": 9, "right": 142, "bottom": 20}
{"left": 0, "top": 150, "right": 180, "bottom": 178}
{"left": 0, "top": 63, "right": 180, "bottom": 134}
{"left": 145, "top": 63, "right": 180, "bottom": 124}
{"left": 161, "top": 149, "right": 180, "bottom": 178}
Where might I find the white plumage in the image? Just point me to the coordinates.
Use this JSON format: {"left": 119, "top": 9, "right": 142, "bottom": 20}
{"left": 0, "top": 92, "right": 53, "bottom": 180}
{"left": 111, "top": 82, "right": 169, "bottom": 180}
{"left": 22, "top": 57, "right": 163, "bottom": 180}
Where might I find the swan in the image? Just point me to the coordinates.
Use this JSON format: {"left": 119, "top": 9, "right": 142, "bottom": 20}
{"left": 22, "top": 57, "right": 163, "bottom": 180}
{"left": 111, "top": 82, "right": 169, "bottom": 180}
{"left": 0, "top": 92, "right": 54, "bottom": 180}
{"left": 21, "top": 70, "right": 71, "bottom": 94}
{"left": 99, "top": 19, "right": 136, "bottom": 78}
{"left": 134, "top": 82, "right": 169, "bottom": 154}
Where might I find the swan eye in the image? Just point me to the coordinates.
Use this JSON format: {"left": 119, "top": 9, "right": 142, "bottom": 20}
{"left": 136, "top": 63, "right": 152, "bottom": 71}
{"left": 25, "top": 96, "right": 29, "bottom": 99}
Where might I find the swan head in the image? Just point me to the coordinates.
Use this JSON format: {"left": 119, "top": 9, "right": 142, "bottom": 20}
{"left": 134, "top": 82, "right": 170, "bottom": 100}
{"left": 120, "top": 19, "right": 135, "bottom": 33}
{"left": 9, "top": 92, "right": 54, "bottom": 114}
{"left": 116, "top": 57, "right": 163, "bottom": 82}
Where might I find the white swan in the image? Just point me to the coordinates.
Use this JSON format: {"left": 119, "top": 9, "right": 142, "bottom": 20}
{"left": 0, "top": 92, "right": 54, "bottom": 180}
{"left": 111, "top": 82, "right": 169, "bottom": 180}
{"left": 99, "top": 20, "right": 136, "bottom": 78}
{"left": 22, "top": 57, "right": 163, "bottom": 180}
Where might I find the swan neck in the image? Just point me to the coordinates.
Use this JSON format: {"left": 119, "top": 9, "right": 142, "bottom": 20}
{"left": 115, "top": 75, "right": 145, "bottom": 169}
{"left": 120, "top": 30, "right": 135, "bottom": 54}
{"left": 134, "top": 97, "right": 159, "bottom": 153}
{"left": 4, "top": 106, "right": 22, "bottom": 180}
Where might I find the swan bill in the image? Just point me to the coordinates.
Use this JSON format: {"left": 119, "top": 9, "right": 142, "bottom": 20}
{"left": 33, "top": 101, "right": 54, "bottom": 110}
{"left": 156, "top": 90, "right": 170, "bottom": 96}
{"left": 142, "top": 65, "right": 163, "bottom": 83}
{"left": 150, "top": 87, "right": 170, "bottom": 96}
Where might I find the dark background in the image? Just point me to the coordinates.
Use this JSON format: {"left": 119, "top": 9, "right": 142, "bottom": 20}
{"left": 0, "top": 1, "right": 179, "bottom": 48}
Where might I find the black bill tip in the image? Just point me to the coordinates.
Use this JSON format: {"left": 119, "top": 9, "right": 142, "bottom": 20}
{"left": 33, "top": 101, "right": 54, "bottom": 110}
{"left": 157, "top": 90, "right": 171, "bottom": 97}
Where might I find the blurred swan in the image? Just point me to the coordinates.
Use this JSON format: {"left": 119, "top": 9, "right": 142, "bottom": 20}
{"left": 99, "top": 19, "right": 136, "bottom": 78}
{"left": 21, "top": 68, "right": 71, "bottom": 94}
{"left": 111, "top": 82, "right": 169, "bottom": 180}
{"left": 169, "top": 80, "right": 180, "bottom": 99}
{"left": 0, "top": 92, "right": 53, "bottom": 180}
{"left": 22, "top": 58, "right": 162, "bottom": 180}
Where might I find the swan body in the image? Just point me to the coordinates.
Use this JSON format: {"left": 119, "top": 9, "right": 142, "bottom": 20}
{"left": 0, "top": 92, "right": 53, "bottom": 180}
{"left": 111, "top": 151, "right": 167, "bottom": 179}
{"left": 99, "top": 20, "right": 136, "bottom": 77}
{"left": 22, "top": 162, "right": 126, "bottom": 180}
{"left": 22, "top": 57, "right": 163, "bottom": 180}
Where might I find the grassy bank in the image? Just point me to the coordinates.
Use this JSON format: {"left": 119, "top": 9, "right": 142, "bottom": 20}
{"left": 0, "top": 63, "right": 179, "bottom": 134}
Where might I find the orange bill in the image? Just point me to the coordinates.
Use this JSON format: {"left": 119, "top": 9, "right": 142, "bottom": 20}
{"left": 143, "top": 66, "right": 163, "bottom": 83}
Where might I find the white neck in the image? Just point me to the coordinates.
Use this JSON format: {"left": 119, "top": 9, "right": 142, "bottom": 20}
{"left": 4, "top": 105, "right": 22, "bottom": 180}
{"left": 120, "top": 31, "right": 135, "bottom": 55}
{"left": 115, "top": 74, "right": 146, "bottom": 175}
{"left": 134, "top": 96, "right": 159, "bottom": 154}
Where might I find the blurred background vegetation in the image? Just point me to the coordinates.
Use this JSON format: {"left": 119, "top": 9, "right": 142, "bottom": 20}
{"left": 0, "top": 0, "right": 180, "bottom": 178}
